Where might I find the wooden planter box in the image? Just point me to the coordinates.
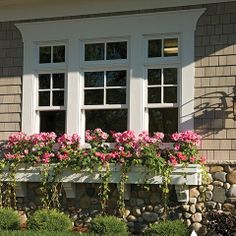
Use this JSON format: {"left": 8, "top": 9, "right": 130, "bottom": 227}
{"left": 2, "top": 164, "right": 202, "bottom": 203}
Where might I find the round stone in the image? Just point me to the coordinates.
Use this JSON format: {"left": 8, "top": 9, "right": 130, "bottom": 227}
{"left": 205, "top": 191, "right": 213, "bottom": 201}
{"left": 207, "top": 185, "right": 214, "bottom": 191}
{"left": 190, "top": 187, "right": 200, "bottom": 198}
{"left": 127, "top": 215, "right": 137, "bottom": 222}
{"left": 205, "top": 201, "right": 217, "bottom": 210}
{"left": 210, "top": 166, "right": 224, "bottom": 173}
{"left": 213, "top": 171, "right": 227, "bottom": 182}
{"left": 213, "top": 181, "right": 224, "bottom": 187}
{"left": 145, "top": 205, "right": 153, "bottom": 211}
{"left": 196, "top": 203, "right": 205, "bottom": 212}
{"left": 213, "top": 187, "right": 226, "bottom": 203}
{"left": 228, "top": 184, "right": 236, "bottom": 197}
{"left": 191, "top": 213, "right": 202, "bottom": 223}
{"left": 124, "top": 209, "right": 131, "bottom": 217}
{"left": 185, "top": 212, "right": 192, "bottom": 218}
{"left": 142, "top": 211, "right": 158, "bottom": 222}
{"left": 223, "top": 203, "right": 235, "bottom": 213}
{"left": 190, "top": 204, "right": 196, "bottom": 214}
{"left": 132, "top": 207, "right": 141, "bottom": 217}
{"left": 186, "top": 219, "right": 191, "bottom": 227}
{"left": 189, "top": 198, "right": 197, "bottom": 204}
{"left": 224, "top": 183, "right": 231, "bottom": 190}
{"left": 227, "top": 170, "right": 236, "bottom": 184}
{"left": 182, "top": 204, "right": 190, "bottom": 211}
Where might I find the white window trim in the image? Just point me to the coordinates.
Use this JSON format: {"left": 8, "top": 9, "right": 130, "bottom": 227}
{"left": 16, "top": 9, "right": 205, "bottom": 143}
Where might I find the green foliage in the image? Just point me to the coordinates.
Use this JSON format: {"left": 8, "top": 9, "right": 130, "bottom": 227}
{"left": 143, "top": 220, "right": 189, "bottom": 236}
{"left": 27, "top": 209, "right": 72, "bottom": 232}
{"left": 89, "top": 215, "right": 128, "bottom": 236}
{"left": 0, "top": 231, "right": 78, "bottom": 236}
{"left": 0, "top": 208, "right": 20, "bottom": 230}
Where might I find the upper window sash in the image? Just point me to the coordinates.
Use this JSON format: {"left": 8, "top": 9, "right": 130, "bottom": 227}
{"left": 81, "top": 38, "right": 129, "bottom": 68}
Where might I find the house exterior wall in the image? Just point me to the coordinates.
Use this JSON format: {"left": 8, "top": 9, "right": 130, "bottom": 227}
{"left": 0, "top": 22, "right": 22, "bottom": 142}
{"left": 0, "top": 2, "right": 235, "bottom": 158}
{"left": 194, "top": 2, "right": 236, "bottom": 161}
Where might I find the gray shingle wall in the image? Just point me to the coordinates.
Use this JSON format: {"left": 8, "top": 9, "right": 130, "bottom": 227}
{"left": 194, "top": 2, "right": 236, "bottom": 161}
{"left": 0, "top": 22, "right": 22, "bottom": 141}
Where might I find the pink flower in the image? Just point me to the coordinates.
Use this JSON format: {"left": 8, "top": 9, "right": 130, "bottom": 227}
{"left": 200, "top": 156, "right": 206, "bottom": 164}
{"left": 177, "top": 152, "right": 187, "bottom": 161}
{"left": 174, "top": 144, "right": 180, "bottom": 151}
{"left": 190, "top": 156, "right": 195, "bottom": 163}
{"left": 169, "top": 155, "right": 178, "bottom": 166}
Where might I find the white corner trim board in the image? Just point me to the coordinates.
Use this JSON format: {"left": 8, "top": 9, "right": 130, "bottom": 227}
{"left": 16, "top": 9, "right": 205, "bottom": 140}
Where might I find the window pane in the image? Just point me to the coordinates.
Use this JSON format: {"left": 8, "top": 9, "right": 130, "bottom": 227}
{"left": 149, "top": 108, "right": 178, "bottom": 134}
{"left": 164, "top": 68, "right": 177, "bottom": 84}
{"left": 148, "top": 39, "right": 162, "bottom": 58}
{"left": 53, "top": 45, "right": 65, "bottom": 63}
{"left": 106, "top": 41, "right": 127, "bottom": 60}
{"left": 85, "top": 43, "right": 104, "bottom": 61}
{"left": 164, "top": 38, "right": 178, "bottom": 57}
{"left": 106, "top": 70, "right": 126, "bottom": 86}
{"left": 40, "top": 111, "right": 65, "bottom": 135}
{"left": 148, "top": 87, "right": 161, "bottom": 103}
{"left": 148, "top": 69, "right": 161, "bottom": 85}
{"left": 39, "top": 74, "right": 50, "bottom": 89}
{"left": 53, "top": 91, "right": 64, "bottom": 106}
{"left": 85, "top": 72, "right": 104, "bottom": 87}
{"left": 39, "top": 46, "right": 51, "bottom": 63}
{"left": 84, "top": 89, "right": 103, "bottom": 105}
{"left": 106, "top": 89, "right": 126, "bottom": 104}
{"left": 53, "top": 73, "right": 65, "bottom": 88}
{"left": 86, "top": 109, "right": 127, "bottom": 132}
{"left": 39, "top": 91, "right": 50, "bottom": 106}
{"left": 164, "top": 87, "right": 177, "bottom": 103}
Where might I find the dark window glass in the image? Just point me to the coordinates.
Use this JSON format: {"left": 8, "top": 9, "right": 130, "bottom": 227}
{"left": 149, "top": 108, "right": 178, "bottom": 135}
{"left": 39, "top": 91, "right": 50, "bottom": 106}
{"left": 106, "top": 41, "right": 127, "bottom": 60}
{"left": 53, "top": 73, "right": 65, "bottom": 88}
{"left": 84, "top": 72, "right": 104, "bottom": 87}
{"left": 53, "top": 45, "right": 65, "bottom": 63}
{"left": 164, "top": 87, "right": 177, "bottom": 103}
{"left": 148, "top": 69, "right": 161, "bottom": 85}
{"left": 86, "top": 109, "right": 127, "bottom": 133}
{"left": 39, "top": 46, "right": 51, "bottom": 63}
{"left": 53, "top": 91, "right": 64, "bottom": 106}
{"left": 39, "top": 74, "right": 50, "bottom": 89}
{"left": 164, "top": 38, "right": 178, "bottom": 57}
{"left": 148, "top": 39, "right": 162, "bottom": 58}
{"left": 40, "top": 111, "right": 65, "bottom": 135}
{"left": 106, "top": 70, "right": 126, "bottom": 86}
{"left": 148, "top": 87, "right": 161, "bottom": 103}
{"left": 85, "top": 43, "right": 104, "bottom": 61}
{"left": 106, "top": 89, "right": 126, "bottom": 104}
{"left": 164, "top": 68, "right": 177, "bottom": 84}
{"left": 84, "top": 89, "right": 103, "bottom": 105}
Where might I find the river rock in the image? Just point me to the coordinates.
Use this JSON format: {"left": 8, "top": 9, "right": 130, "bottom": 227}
{"left": 213, "top": 187, "right": 226, "bottom": 203}
{"left": 213, "top": 171, "right": 227, "bottom": 182}
{"left": 190, "top": 187, "right": 200, "bottom": 198}
{"left": 228, "top": 184, "right": 236, "bottom": 197}
{"left": 191, "top": 213, "right": 202, "bottom": 222}
{"left": 142, "top": 211, "right": 158, "bottom": 222}
{"left": 227, "top": 170, "right": 236, "bottom": 184}
{"left": 210, "top": 166, "right": 224, "bottom": 173}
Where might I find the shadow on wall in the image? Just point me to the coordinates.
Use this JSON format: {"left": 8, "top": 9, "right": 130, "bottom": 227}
{"left": 193, "top": 2, "right": 236, "bottom": 139}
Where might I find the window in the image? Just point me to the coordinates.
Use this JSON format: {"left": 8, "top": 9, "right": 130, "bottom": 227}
{"left": 18, "top": 9, "right": 203, "bottom": 138}
{"left": 146, "top": 36, "right": 180, "bottom": 135}
{"left": 82, "top": 40, "right": 128, "bottom": 133}
{"left": 36, "top": 43, "right": 67, "bottom": 134}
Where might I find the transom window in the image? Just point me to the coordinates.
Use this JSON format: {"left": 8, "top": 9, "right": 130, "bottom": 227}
{"left": 39, "top": 45, "right": 65, "bottom": 64}
{"left": 148, "top": 37, "right": 178, "bottom": 58}
{"left": 84, "top": 41, "right": 127, "bottom": 61}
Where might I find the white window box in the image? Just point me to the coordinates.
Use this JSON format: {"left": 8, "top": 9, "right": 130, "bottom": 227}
{"left": 2, "top": 164, "right": 202, "bottom": 203}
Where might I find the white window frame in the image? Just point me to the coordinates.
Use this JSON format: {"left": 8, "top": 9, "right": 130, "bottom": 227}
{"left": 16, "top": 9, "right": 205, "bottom": 143}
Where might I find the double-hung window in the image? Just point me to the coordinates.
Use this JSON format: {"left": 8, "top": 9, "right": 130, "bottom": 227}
{"left": 82, "top": 40, "right": 129, "bottom": 133}
{"left": 145, "top": 36, "right": 180, "bottom": 135}
{"left": 36, "top": 44, "right": 67, "bottom": 134}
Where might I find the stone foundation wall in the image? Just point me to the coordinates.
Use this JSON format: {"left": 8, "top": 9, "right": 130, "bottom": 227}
{"left": 12, "top": 163, "right": 236, "bottom": 235}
